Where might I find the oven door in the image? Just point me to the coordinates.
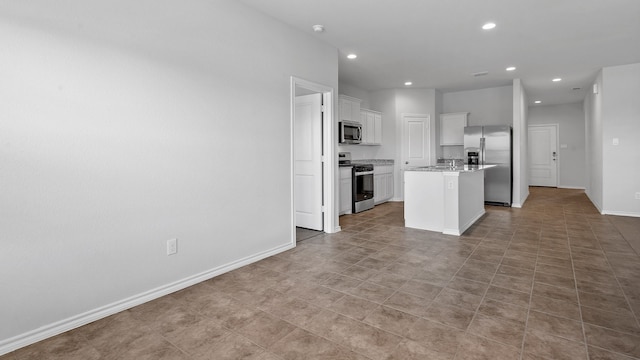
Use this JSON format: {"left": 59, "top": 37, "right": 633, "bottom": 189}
{"left": 352, "top": 171, "right": 374, "bottom": 213}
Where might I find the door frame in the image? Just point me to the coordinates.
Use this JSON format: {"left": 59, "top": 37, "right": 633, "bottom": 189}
{"left": 290, "top": 77, "right": 337, "bottom": 246}
{"left": 528, "top": 123, "right": 559, "bottom": 187}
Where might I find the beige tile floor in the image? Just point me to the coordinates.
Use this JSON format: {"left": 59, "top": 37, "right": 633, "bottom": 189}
{"left": 4, "top": 187, "right": 640, "bottom": 359}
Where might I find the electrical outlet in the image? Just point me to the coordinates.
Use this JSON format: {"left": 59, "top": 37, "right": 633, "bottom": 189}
{"left": 167, "top": 238, "right": 177, "bottom": 255}
{"left": 635, "top": 192, "right": 640, "bottom": 200}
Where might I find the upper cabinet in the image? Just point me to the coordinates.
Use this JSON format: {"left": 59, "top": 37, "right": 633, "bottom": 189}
{"left": 339, "top": 95, "right": 362, "bottom": 122}
{"left": 440, "top": 112, "right": 469, "bottom": 146}
{"left": 339, "top": 94, "right": 383, "bottom": 146}
{"left": 360, "top": 109, "right": 382, "bottom": 145}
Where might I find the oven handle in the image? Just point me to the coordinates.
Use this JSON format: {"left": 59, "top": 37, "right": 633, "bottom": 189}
{"left": 354, "top": 171, "right": 374, "bottom": 176}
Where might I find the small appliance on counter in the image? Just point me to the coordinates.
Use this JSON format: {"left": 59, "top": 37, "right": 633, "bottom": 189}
{"left": 467, "top": 152, "right": 479, "bottom": 165}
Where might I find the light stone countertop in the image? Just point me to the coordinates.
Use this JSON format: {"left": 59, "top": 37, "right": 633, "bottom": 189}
{"left": 351, "top": 159, "right": 394, "bottom": 165}
{"left": 405, "top": 165, "right": 496, "bottom": 172}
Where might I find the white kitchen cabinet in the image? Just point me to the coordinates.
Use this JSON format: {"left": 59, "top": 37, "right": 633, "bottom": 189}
{"left": 404, "top": 168, "right": 485, "bottom": 235}
{"left": 374, "top": 112, "right": 382, "bottom": 144}
{"left": 373, "top": 165, "right": 394, "bottom": 204}
{"left": 440, "top": 112, "right": 468, "bottom": 146}
{"left": 339, "top": 95, "right": 362, "bottom": 122}
{"left": 360, "top": 109, "right": 382, "bottom": 145}
{"left": 339, "top": 167, "right": 353, "bottom": 215}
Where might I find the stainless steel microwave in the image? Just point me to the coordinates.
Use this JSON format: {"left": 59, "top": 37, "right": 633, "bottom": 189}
{"left": 339, "top": 120, "right": 362, "bottom": 144}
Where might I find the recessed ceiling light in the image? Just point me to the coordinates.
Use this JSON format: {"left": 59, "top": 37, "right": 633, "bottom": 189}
{"left": 312, "top": 24, "right": 324, "bottom": 33}
{"left": 506, "top": 67, "right": 516, "bottom": 71}
{"left": 534, "top": 100, "right": 542, "bottom": 104}
{"left": 404, "top": 81, "right": 413, "bottom": 86}
{"left": 552, "top": 78, "right": 562, "bottom": 82}
{"left": 347, "top": 54, "right": 357, "bottom": 60}
{"left": 482, "top": 22, "right": 496, "bottom": 30}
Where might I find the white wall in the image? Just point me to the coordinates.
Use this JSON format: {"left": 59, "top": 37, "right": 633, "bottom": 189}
{"left": 528, "top": 103, "right": 586, "bottom": 189}
{"left": 443, "top": 86, "right": 513, "bottom": 126}
{"left": 339, "top": 82, "right": 372, "bottom": 109}
{"left": 434, "top": 90, "right": 444, "bottom": 159}
{"left": 370, "top": 89, "right": 397, "bottom": 160}
{"left": 392, "top": 89, "right": 438, "bottom": 199}
{"left": 512, "top": 79, "right": 529, "bottom": 207}
{"left": 336, "top": 82, "right": 386, "bottom": 161}
{"left": 394, "top": 88, "right": 439, "bottom": 164}
{"left": 601, "top": 63, "right": 640, "bottom": 216}
{"left": 441, "top": 85, "right": 513, "bottom": 159}
{"left": 0, "top": 0, "right": 338, "bottom": 353}
{"left": 585, "top": 71, "right": 604, "bottom": 211}
{"left": 337, "top": 87, "right": 439, "bottom": 200}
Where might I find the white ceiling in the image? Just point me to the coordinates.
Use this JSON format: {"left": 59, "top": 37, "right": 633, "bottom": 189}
{"left": 238, "top": 0, "right": 640, "bottom": 105}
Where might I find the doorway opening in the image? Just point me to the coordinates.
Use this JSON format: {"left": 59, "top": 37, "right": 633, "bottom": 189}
{"left": 290, "top": 77, "right": 336, "bottom": 245}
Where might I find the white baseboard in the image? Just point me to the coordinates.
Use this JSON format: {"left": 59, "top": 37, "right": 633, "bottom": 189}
{"left": 585, "top": 192, "right": 603, "bottom": 213}
{"left": 603, "top": 210, "right": 640, "bottom": 218}
{"left": 511, "top": 190, "right": 530, "bottom": 208}
{"left": 558, "top": 186, "right": 586, "bottom": 190}
{"left": 0, "top": 242, "right": 295, "bottom": 356}
{"left": 443, "top": 210, "right": 486, "bottom": 236}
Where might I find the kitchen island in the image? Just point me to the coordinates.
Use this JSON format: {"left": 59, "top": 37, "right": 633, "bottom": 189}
{"left": 404, "top": 165, "right": 494, "bottom": 236}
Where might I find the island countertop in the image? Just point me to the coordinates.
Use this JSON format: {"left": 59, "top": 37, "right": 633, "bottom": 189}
{"left": 405, "top": 165, "right": 496, "bottom": 172}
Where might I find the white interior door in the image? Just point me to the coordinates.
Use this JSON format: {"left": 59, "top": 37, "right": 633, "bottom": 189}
{"left": 528, "top": 124, "right": 558, "bottom": 187}
{"left": 401, "top": 114, "right": 430, "bottom": 199}
{"left": 294, "top": 93, "right": 323, "bottom": 230}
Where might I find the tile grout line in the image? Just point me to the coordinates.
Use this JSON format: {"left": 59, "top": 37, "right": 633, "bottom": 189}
{"left": 297, "top": 227, "right": 438, "bottom": 359}
{"left": 452, "top": 215, "right": 520, "bottom": 359}
{"left": 567, "top": 207, "right": 591, "bottom": 360}
{"left": 592, "top": 218, "right": 640, "bottom": 331}
{"left": 518, "top": 214, "right": 542, "bottom": 360}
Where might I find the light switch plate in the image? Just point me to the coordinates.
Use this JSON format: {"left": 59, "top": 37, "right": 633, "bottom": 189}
{"left": 613, "top": 138, "right": 619, "bottom": 146}
{"left": 560, "top": 144, "right": 568, "bottom": 149}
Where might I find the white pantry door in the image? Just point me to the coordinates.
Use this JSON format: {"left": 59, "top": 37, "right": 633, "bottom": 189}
{"left": 294, "top": 93, "right": 323, "bottom": 230}
{"left": 528, "top": 124, "right": 558, "bottom": 187}
{"left": 401, "top": 114, "right": 430, "bottom": 199}
{"left": 402, "top": 114, "right": 431, "bottom": 167}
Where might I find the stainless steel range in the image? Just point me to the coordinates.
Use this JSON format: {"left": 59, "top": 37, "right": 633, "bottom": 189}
{"left": 339, "top": 152, "right": 374, "bottom": 214}
{"left": 352, "top": 163, "right": 374, "bottom": 213}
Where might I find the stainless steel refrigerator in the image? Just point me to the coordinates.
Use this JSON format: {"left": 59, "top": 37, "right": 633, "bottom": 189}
{"left": 464, "top": 125, "right": 512, "bottom": 206}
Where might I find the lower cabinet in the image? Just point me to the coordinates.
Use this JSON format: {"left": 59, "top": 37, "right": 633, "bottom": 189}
{"left": 339, "top": 167, "right": 352, "bottom": 215}
{"left": 374, "top": 165, "right": 394, "bottom": 205}
{"left": 341, "top": 165, "right": 393, "bottom": 213}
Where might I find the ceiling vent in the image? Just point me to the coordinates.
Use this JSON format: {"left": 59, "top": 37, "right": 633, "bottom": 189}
{"left": 472, "top": 71, "right": 489, "bottom": 77}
